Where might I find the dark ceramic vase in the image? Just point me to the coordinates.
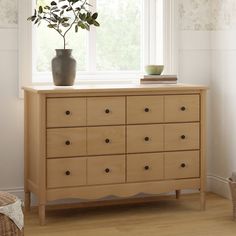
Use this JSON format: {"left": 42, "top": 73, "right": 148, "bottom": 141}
{"left": 51, "top": 49, "right": 76, "bottom": 86}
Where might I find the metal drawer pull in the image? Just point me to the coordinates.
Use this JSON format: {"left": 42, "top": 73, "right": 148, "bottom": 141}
{"left": 180, "top": 106, "right": 186, "bottom": 111}
{"left": 144, "top": 137, "right": 150, "bottom": 142}
{"left": 144, "top": 108, "right": 150, "bottom": 112}
{"left": 180, "top": 163, "right": 186, "bottom": 168}
{"left": 65, "top": 140, "right": 71, "bottom": 145}
{"left": 144, "top": 165, "right": 150, "bottom": 170}
{"left": 181, "top": 135, "right": 186, "bottom": 140}
{"left": 105, "top": 168, "right": 110, "bottom": 173}
{"left": 105, "top": 138, "right": 110, "bottom": 143}
{"left": 65, "top": 170, "right": 71, "bottom": 176}
{"left": 65, "top": 110, "right": 71, "bottom": 115}
{"left": 105, "top": 109, "right": 110, "bottom": 114}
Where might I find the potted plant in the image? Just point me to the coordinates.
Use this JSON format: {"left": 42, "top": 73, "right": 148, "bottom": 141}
{"left": 28, "top": 0, "right": 99, "bottom": 86}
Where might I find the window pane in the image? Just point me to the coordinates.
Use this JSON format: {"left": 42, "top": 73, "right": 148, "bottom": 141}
{"left": 96, "top": 0, "right": 142, "bottom": 71}
{"left": 35, "top": 0, "right": 87, "bottom": 73}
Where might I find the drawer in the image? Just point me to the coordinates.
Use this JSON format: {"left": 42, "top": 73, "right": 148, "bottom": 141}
{"left": 127, "top": 96, "right": 164, "bottom": 124}
{"left": 164, "top": 151, "right": 200, "bottom": 179}
{"left": 127, "top": 153, "right": 164, "bottom": 182}
{"left": 165, "top": 95, "right": 199, "bottom": 122}
{"left": 47, "top": 128, "right": 86, "bottom": 158}
{"left": 87, "top": 126, "right": 125, "bottom": 155}
{"left": 87, "top": 155, "right": 125, "bottom": 185}
{"left": 47, "top": 157, "right": 86, "bottom": 188}
{"left": 127, "top": 124, "right": 164, "bottom": 153}
{"left": 47, "top": 98, "right": 86, "bottom": 127}
{"left": 87, "top": 97, "right": 125, "bottom": 125}
{"left": 164, "top": 123, "right": 199, "bottom": 151}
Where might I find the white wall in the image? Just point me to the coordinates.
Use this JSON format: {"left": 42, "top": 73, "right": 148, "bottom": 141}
{"left": 0, "top": 0, "right": 235, "bottom": 200}
{"left": 0, "top": 0, "right": 24, "bottom": 198}
{"left": 179, "top": 0, "right": 236, "bottom": 198}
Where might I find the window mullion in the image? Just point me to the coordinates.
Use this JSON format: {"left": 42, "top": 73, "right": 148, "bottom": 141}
{"left": 88, "top": 0, "right": 97, "bottom": 73}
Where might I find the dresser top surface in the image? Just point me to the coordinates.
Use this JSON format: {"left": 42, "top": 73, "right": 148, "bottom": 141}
{"left": 23, "top": 83, "right": 208, "bottom": 94}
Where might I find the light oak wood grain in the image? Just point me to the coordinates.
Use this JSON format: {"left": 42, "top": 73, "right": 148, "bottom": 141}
{"left": 87, "top": 126, "right": 125, "bottom": 155}
{"left": 164, "top": 123, "right": 199, "bottom": 151}
{"left": 47, "top": 97, "right": 86, "bottom": 128}
{"left": 47, "top": 157, "right": 87, "bottom": 188}
{"left": 164, "top": 94, "right": 200, "bottom": 122}
{"left": 127, "top": 153, "right": 164, "bottom": 182}
{"left": 25, "top": 194, "right": 235, "bottom": 236}
{"left": 164, "top": 151, "right": 200, "bottom": 179}
{"left": 87, "top": 155, "right": 125, "bottom": 185}
{"left": 23, "top": 85, "right": 207, "bottom": 225}
{"left": 127, "top": 95, "right": 164, "bottom": 124}
{"left": 47, "top": 127, "right": 87, "bottom": 158}
{"left": 127, "top": 124, "right": 164, "bottom": 153}
{"left": 87, "top": 97, "right": 125, "bottom": 125}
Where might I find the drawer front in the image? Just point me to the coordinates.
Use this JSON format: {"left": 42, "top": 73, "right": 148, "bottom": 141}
{"left": 47, "top": 157, "right": 86, "bottom": 188}
{"left": 87, "top": 97, "right": 125, "bottom": 125}
{"left": 87, "top": 155, "right": 125, "bottom": 185}
{"left": 127, "top": 96, "right": 164, "bottom": 124}
{"left": 127, "top": 125, "right": 164, "bottom": 153}
{"left": 127, "top": 153, "right": 164, "bottom": 182}
{"left": 165, "top": 95, "right": 199, "bottom": 122}
{"left": 164, "top": 151, "right": 200, "bottom": 179}
{"left": 164, "top": 123, "right": 199, "bottom": 151}
{"left": 87, "top": 126, "right": 125, "bottom": 155}
{"left": 47, "top": 98, "right": 86, "bottom": 128}
{"left": 47, "top": 128, "right": 86, "bottom": 158}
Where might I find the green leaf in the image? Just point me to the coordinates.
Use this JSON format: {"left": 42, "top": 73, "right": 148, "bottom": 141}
{"left": 62, "top": 22, "right": 70, "bottom": 27}
{"left": 44, "top": 6, "right": 51, "bottom": 10}
{"left": 75, "top": 25, "right": 78, "bottom": 32}
{"left": 92, "top": 13, "right": 98, "bottom": 20}
{"left": 39, "top": 6, "right": 43, "bottom": 14}
{"left": 84, "top": 23, "right": 90, "bottom": 30}
{"left": 86, "top": 17, "right": 93, "bottom": 24}
{"left": 47, "top": 24, "right": 57, "bottom": 28}
{"left": 93, "top": 21, "right": 100, "bottom": 27}
{"left": 51, "top": 1, "right": 57, "bottom": 6}
{"left": 79, "top": 13, "right": 86, "bottom": 21}
{"left": 61, "top": 5, "right": 68, "bottom": 9}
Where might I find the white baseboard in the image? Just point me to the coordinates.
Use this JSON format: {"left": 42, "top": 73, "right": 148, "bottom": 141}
{"left": 207, "top": 175, "right": 231, "bottom": 199}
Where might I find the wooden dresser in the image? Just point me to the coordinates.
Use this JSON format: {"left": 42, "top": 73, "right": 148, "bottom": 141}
{"left": 23, "top": 84, "right": 207, "bottom": 225}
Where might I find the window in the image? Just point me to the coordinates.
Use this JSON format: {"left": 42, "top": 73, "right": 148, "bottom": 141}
{"left": 19, "top": 0, "right": 178, "bottom": 86}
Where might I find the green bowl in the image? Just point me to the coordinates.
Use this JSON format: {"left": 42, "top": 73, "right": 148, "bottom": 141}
{"left": 145, "top": 65, "right": 164, "bottom": 75}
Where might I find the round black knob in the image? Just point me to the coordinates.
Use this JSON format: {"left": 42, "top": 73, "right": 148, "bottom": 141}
{"left": 144, "top": 165, "right": 150, "bottom": 170}
{"left": 105, "top": 168, "right": 110, "bottom": 173}
{"left": 105, "top": 138, "right": 110, "bottom": 143}
{"left": 144, "top": 137, "right": 150, "bottom": 142}
{"left": 65, "top": 170, "right": 71, "bottom": 176}
{"left": 65, "top": 140, "right": 71, "bottom": 145}
{"left": 181, "top": 106, "right": 186, "bottom": 111}
{"left": 181, "top": 163, "right": 186, "bottom": 168}
{"left": 65, "top": 110, "right": 71, "bottom": 115}
{"left": 105, "top": 109, "right": 110, "bottom": 114}
{"left": 144, "top": 108, "right": 150, "bottom": 113}
{"left": 181, "top": 135, "right": 186, "bottom": 140}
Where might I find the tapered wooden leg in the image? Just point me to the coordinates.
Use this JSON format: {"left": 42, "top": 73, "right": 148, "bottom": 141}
{"left": 200, "top": 191, "right": 206, "bottom": 210}
{"left": 39, "top": 204, "right": 46, "bottom": 226}
{"left": 175, "top": 190, "right": 181, "bottom": 199}
{"left": 24, "top": 192, "right": 31, "bottom": 212}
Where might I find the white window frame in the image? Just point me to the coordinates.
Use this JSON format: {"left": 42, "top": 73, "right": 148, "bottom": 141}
{"left": 19, "top": 0, "right": 178, "bottom": 91}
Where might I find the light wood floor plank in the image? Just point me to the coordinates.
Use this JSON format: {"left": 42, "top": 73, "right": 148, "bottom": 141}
{"left": 25, "top": 193, "right": 236, "bottom": 236}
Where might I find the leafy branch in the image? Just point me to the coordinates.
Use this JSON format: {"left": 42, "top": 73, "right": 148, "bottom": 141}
{"left": 28, "top": 0, "right": 100, "bottom": 49}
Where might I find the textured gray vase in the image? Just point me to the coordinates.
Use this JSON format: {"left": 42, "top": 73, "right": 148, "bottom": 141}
{"left": 51, "top": 49, "right": 76, "bottom": 86}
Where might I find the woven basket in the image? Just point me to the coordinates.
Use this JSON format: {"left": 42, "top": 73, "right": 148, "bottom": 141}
{"left": 0, "top": 191, "right": 23, "bottom": 236}
{"left": 228, "top": 179, "right": 236, "bottom": 220}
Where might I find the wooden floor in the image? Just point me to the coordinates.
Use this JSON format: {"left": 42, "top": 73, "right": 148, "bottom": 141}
{"left": 25, "top": 193, "right": 236, "bottom": 236}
